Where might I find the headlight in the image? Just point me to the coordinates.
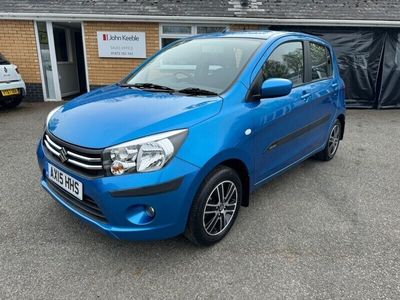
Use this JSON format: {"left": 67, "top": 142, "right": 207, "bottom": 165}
{"left": 44, "top": 106, "right": 61, "bottom": 129}
{"left": 103, "top": 129, "right": 188, "bottom": 175}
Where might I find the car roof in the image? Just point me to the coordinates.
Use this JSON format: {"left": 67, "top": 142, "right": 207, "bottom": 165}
{"left": 203, "top": 30, "right": 282, "bottom": 40}
{"left": 191, "top": 30, "right": 326, "bottom": 43}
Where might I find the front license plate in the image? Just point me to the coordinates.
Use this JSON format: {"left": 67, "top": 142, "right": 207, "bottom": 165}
{"left": 1, "top": 88, "right": 19, "bottom": 96}
{"left": 48, "top": 163, "right": 83, "bottom": 200}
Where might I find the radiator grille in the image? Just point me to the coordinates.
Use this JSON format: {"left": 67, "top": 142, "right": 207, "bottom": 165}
{"left": 43, "top": 132, "right": 104, "bottom": 177}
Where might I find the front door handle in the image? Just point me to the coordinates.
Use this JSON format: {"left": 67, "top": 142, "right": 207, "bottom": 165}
{"left": 332, "top": 83, "right": 339, "bottom": 91}
{"left": 301, "top": 91, "right": 312, "bottom": 102}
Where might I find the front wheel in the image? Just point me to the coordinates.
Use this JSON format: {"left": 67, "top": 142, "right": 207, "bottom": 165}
{"left": 315, "top": 119, "right": 342, "bottom": 161}
{"left": 184, "top": 166, "right": 242, "bottom": 246}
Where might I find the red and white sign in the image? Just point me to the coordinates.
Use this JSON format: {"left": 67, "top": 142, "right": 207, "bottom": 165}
{"left": 97, "top": 31, "right": 146, "bottom": 58}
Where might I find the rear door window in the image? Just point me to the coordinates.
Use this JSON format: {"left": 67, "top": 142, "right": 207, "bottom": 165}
{"left": 310, "top": 42, "right": 332, "bottom": 81}
{"left": 262, "top": 41, "right": 304, "bottom": 87}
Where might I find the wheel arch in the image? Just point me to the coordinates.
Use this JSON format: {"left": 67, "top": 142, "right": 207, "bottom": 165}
{"left": 187, "top": 149, "right": 253, "bottom": 209}
{"left": 219, "top": 159, "right": 250, "bottom": 207}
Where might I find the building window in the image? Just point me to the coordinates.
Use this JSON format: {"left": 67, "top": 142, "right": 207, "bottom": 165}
{"left": 162, "top": 25, "right": 192, "bottom": 35}
{"left": 196, "top": 26, "right": 226, "bottom": 34}
{"left": 160, "top": 24, "right": 227, "bottom": 48}
{"left": 160, "top": 38, "right": 180, "bottom": 48}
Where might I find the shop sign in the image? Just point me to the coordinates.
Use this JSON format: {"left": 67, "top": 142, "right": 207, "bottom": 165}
{"left": 97, "top": 32, "right": 146, "bottom": 58}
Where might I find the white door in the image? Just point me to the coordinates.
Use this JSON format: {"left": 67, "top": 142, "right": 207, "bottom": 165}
{"left": 35, "top": 21, "right": 84, "bottom": 101}
{"left": 35, "top": 21, "right": 60, "bottom": 100}
{"left": 53, "top": 26, "right": 80, "bottom": 97}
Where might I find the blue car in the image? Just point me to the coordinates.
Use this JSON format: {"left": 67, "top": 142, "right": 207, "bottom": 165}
{"left": 37, "top": 31, "right": 345, "bottom": 246}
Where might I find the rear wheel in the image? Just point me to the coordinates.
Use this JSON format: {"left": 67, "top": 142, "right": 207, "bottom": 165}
{"left": 315, "top": 119, "right": 342, "bottom": 161}
{"left": 0, "top": 96, "right": 22, "bottom": 109}
{"left": 185, "top": 166, "right": 242, "bottom": 246}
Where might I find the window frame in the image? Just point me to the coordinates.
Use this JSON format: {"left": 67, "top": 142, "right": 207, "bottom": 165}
{"left": 261, "top": 40, "right": 306, "bottom": 88}
{"left": 306, "top": 41, "right": 334, "bottom": 83}
{"left": 159, "top": 24, "right": 228, "bottom": 49}
{"left": 247, "top": 40, "right": 307, "bottom": 101}
{"left": 247, "top": 39, "right": 336, "bottom": 102}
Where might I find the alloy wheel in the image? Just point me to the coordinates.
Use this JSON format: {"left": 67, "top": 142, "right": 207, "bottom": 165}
{"left": 328, "top": 124, "right": 341, "bottom": 157}
{"left": 202, "top": 180, "right": 238, "bottom": 236}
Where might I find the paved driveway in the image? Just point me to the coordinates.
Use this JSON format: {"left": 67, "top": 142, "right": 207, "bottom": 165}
{"left": 1, "top": 103, "right": 399, "bottom": 299}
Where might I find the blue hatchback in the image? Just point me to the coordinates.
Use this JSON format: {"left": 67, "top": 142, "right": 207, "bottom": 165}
{"left": 37, "top": 31, "right": 345, "bottom": 246}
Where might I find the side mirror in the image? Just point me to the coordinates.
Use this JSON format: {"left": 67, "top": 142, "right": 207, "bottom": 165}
{"left": 260, "top": 78, "right": 293, "bottom": 99}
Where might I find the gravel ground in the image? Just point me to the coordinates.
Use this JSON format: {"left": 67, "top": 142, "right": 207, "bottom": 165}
{"left": 0, "top": 102, "right": 399, "bottom": 299}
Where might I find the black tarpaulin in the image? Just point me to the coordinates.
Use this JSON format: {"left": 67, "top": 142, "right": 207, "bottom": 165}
{"left": 270, "top": 26, "right": 400, "bottom": 109}
{"left": 378, "top": 30, "right": 400, "bottom": 108}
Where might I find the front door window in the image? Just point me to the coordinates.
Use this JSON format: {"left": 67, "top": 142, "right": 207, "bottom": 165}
{"left": 262, "top": 41, "right": 304, "bottom": 86}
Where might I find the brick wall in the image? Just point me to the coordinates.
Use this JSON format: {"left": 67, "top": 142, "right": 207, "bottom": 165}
{"left": 0, "top": 20, "right": 42, "bottom": 100}
{"left": 83, "top": 21, "right": 159, "bottom": 86}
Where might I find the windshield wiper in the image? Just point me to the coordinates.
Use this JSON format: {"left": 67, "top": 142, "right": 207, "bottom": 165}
{"left": 178, "top": 87, "right": 218, "bottom": 96}
{"left": 132, "top": 83, "right": 175, "bottom": 92}
{"left": 118, "top": 83, "right": 217, "bottom": 95}
{"left": 117, "top": 82, "right": 175, "bottom": 92}
{"left": 117, "top": 83, "right": 140, "bottom": 89}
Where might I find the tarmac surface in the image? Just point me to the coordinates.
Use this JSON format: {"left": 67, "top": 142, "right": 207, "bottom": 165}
{"left": 1, "top": 102, "right": 399, "bottom": 299}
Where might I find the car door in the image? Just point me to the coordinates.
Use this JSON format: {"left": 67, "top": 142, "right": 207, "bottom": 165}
{"left": 307, "top": 41, "right": 339, "bottom": 146}
{"left": 250, "top": 39, "right": 317, "bottom": 184}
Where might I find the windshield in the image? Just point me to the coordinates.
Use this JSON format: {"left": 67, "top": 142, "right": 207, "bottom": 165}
{"left": 125, "top": 38, "right": 263, "bottom": 94}
{"left": 0, "top": 53, "right": 9, "bottom": 65}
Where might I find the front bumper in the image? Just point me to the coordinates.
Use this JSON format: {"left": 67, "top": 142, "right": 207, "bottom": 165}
{"left": 36, "top": 140, "right": 200, "bottom": 240}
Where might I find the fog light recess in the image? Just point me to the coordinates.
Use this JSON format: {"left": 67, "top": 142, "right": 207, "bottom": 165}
{"left": 127, "top": 205, "right": 156, "bottom": 225}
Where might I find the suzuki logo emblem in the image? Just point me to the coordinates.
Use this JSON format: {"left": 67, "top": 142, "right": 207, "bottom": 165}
{"left": 59, "top": 147, "right": 68, "bottom": 163}
{"left": 4, "top": 67, "right": 7, "bottom": 73}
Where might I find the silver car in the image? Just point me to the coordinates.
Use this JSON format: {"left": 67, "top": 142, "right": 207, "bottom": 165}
{"left": 0, "top": 53, "right": 26, "bottom": 108}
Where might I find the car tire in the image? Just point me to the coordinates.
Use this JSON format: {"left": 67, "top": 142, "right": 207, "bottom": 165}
{"left": 184, "top": 166, "right": 242, "bottom": 246}
{"left": 315, "top": 119, "right": 342, "bottom": 161}
{"left": 0, "top": 96, "right": 22, "bottom": 109}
